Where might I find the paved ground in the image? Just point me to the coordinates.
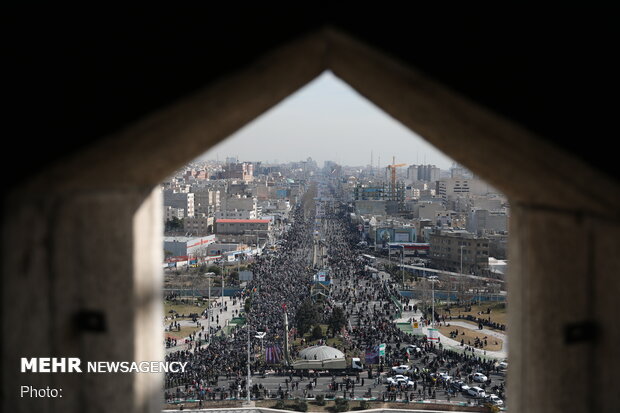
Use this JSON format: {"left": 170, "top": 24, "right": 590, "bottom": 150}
{"left": 165, "top": 296, "right": 243, "bottom": 354}
{"left": 188, "top": 367, "right": 506, "bottom": 407}
{"left": 394, "top": 316, "right": 507, "bottom": 361}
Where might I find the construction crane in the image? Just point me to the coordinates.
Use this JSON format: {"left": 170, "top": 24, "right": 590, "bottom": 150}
{"left": 386, "top": 156, "right": 406, "bottom": 201}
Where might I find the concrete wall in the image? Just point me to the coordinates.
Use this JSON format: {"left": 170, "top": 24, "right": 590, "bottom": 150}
{"left": 2, "top": 187, "right": 163, "bottom": 413}
{"left": 508, "top": 205, "right": 620, "bottom": 413}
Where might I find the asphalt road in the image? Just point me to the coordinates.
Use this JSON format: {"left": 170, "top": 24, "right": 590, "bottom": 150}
{"left": 203, "top": 364, "right": 506, "bottom": 405}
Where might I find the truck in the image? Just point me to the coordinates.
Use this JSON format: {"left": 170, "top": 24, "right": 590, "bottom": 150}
{"left": 291, "top": 357, "right": 363, "bottom": 375}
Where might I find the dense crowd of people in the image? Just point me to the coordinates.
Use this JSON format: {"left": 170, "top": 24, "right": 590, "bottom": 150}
{"left": 164, "top": 186, "right": 318, "bottom": 397}
{"left": 164, "top": 181, "right": 507, "bottom": 406}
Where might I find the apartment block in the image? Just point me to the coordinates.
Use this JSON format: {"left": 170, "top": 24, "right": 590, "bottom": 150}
{"left": 163, "top": 190, "right": 195, "bottom": 217}
{"left": 429, "top": 228, "right": 489, "bottom": 274}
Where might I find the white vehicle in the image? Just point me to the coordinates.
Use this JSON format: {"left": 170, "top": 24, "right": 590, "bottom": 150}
{"left": 391, "top": 364, "right": 410, "bottom": 374}
{"left": 406, "top": 344, "right": 422, "bottom": 353}
{"left": 486, "top": 394, "right": 504, "bottom": 406}
{"left": 386, "top": 374, "right": 405, "bottom": 384}
{"left": 472, "top": 372, "right": 488, "bottom": 382}
{"left": 498, "top": 360, "right": 508, "bottom": 369}
{"left": 438, "top": 372, "right": 453, "bottom": 382}
{"left": 387, "top": 375, "right": 414, "bottom": 387}
{"left": 467, "top": 386, "right": 486, "bottom": 398}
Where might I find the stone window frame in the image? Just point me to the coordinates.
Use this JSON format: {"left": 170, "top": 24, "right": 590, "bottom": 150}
{"left": 4, "top": 27, "right": 619, "bottom": 413}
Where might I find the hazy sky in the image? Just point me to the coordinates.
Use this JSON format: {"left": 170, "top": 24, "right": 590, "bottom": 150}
{"left": 198, "top": 71, "right": 454, "bottom": 169}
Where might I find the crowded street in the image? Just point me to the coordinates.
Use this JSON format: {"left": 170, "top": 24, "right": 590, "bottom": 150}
{"left": 164, "top": 179, "right": 507, "bottom": 409}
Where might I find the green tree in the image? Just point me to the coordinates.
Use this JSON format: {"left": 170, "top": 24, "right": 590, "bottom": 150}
{"left": 295, "top": 399, "right": 308, "bottom": 412}
{"left": 207, "top": 265, "right": 221, "bottom": 275}
{"left": 327, "top": 307, "right": 347, "bottom": 337}
{"left": 315, "top": 394, "right": 326, "bottom": 406}
{"left": 333, "top": 397, "right": 349, "bottom": 412}
{"left": 165, "top": 217, "right": 183, "bottom": 232}
{"left": 311, "top": 324, "right": 323, "bottom": 340}
{"left": 296, "top": 298, "right": 320, "bottom": 336}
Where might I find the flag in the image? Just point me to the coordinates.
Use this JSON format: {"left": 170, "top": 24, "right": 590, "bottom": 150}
{"left": 365, "top": 346, "right": 379, "bottom": 364}
{"left": 378, "top": 343, "right": 386, "bottom": 356}
{"left": 265, "top": 345, "right": 283, "bottom": 364}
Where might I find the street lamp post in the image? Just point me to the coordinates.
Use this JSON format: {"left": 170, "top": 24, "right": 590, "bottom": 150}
{"left": 221, "top": 260, "right": 225, "bottom": 308}
{"left": 459, "top": 244, "right": 465, "bottom": 304}
{"left": 400, "top": 246, "right": 404, "bottom": 287}
{"left": 246, "top": 326, "right": 251, "bottom": 404}
{"left": 244, "top": 326, "right": 266, "bottom": 405}
{"left": 460, "top": 244, "right": 464, "bottom": 275}
{"left": 429, "top": 276, "right": 438, "bottom": 328}
{"left": 432, "top": 278, "right": 435, "bottom": 327}
{"left": 256, "top": 331, "right": 266, "bottom": 357}
{"left": 207, "top": 274, "right": 211, "bottom": 345}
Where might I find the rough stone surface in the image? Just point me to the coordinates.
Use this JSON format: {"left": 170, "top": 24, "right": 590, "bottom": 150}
{"left": 2, "top": 188, "right": 161, "bottom": 413}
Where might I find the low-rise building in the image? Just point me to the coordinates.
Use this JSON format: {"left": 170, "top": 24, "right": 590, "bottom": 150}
{"left": 183, "top": 215, "right": 214, "bottom": 236}
{"left": 429, "top": 229, "right": 489, "bottom": 274}
{"left": 467, "top": 208, "right": 509, "bottom": 234}
{"left": 164, "top": 206, "right": 185, "bottom": 222}
{"left": 215, "top": 218, "right": 271, "bottom": 245}
{"left": 163, "top": 235, "right": 216, "bottom": 259}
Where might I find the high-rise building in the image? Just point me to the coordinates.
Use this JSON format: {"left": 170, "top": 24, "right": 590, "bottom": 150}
{"left": 406, "top": 164, "right": 440, "bottom": 182}
{"left": 407, "top": 165, "right": 418, "bottom": 181}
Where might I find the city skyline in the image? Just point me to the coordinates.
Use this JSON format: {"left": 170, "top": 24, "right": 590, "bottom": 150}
{"left": 198, "top": 71, "right": 455, "bottom": 169}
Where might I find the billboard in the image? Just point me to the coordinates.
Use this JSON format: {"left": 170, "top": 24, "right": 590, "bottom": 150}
{"left": 376, "top": 227, "right": 416, "bottom": 245}
{"left": 314, "top": 269, "right": 330, "bottom": 283}
{"left": 428, "top": 328, "right": 439, "bottom": 343}
{"left": 411, "top": 320, "right": 425, "bottom": 336}
{"left": 394, "top": 231, "right": 410, "bottom": 242}
{"left": 376, "top": 228, "right": 393, "bottom": 246}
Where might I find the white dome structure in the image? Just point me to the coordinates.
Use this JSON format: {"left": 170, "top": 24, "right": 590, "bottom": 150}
{"left": 293, "top": 345, "right": 347, "bottom": 370}
{"left": 298, "top": 345, "right": 345, "bottom": 361}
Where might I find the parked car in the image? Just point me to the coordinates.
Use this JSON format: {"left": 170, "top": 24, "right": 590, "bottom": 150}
{"left": 467, "top": 386, "right": 486, "bottom": 398}
{"left": 486, "top": 394, "right": 504, "bottom": 406}
{"left": 472, "top": 372, "right": 488, "bottom": 382}
{"left": 498, "top": 360, "right": 508, "bottom": 370}
{"left": 391, "top": 364, "right": 411, "bottom": 374}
